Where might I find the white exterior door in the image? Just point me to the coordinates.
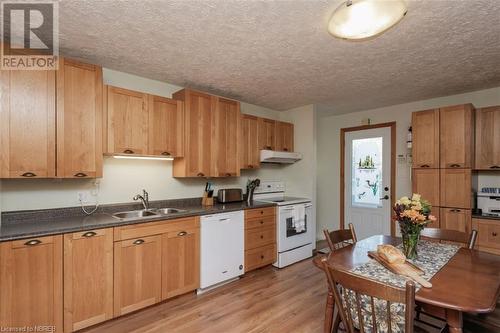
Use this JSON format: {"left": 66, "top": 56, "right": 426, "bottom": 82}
{"left": 344, "top": 127, "right": 392, "bottom": 240}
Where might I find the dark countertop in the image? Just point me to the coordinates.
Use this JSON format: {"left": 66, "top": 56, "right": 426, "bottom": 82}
{"left": 0, "top": 198, "right": 276, "bottom": 242}
{"left": 472, "top": 214, "right": 500, "bottom": 221}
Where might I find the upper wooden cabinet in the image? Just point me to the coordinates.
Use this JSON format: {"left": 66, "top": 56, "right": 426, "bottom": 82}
{"left": 57, "top": 58, "right": 103, "bottom": 178}
{"left": 475, "top": 106, "right": 500, "bottom": 170}
{"left": 412, "top": 109, "right": 439, "bottom": 168}
{"left": 258, "top": 118, "right": 276, "bottom": 150}
{"left": 212, "top": 97, "right": 241, "bottom": 177}
{"left": 412, "top": 168, "right": 440, "bottom": 207}
{"left": 105, "top": 86, "right": 149, "bottom": 155}
{"left": 240, "top": 114, "right": 260, "bottom": 170}
{"left": 439, "top": 104, "right": 474, "bottom": 168}
{"left": 148, "top": 95, "right": 184, "bottom": 157}
{"left": 63, "top": 228, "right": 113, "bottom": 332}
{"left": 0, "top": 70, "right": 56, "bottom": 178}
{"left": 440, "top": 168, "right": 471, "bottom": 209}
{"left": 0, "top": 235, "right": 63, "bottom": 332}
{"left": 275, "top": 121, "right": 294, "bottom": 152}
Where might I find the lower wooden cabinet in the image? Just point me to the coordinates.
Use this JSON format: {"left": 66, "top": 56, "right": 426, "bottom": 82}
{"left": 113, "top": 235, "right": 162, "bottom": 317}
{"left": 162, "top": 227, "right": 200, "bottom": 299}
{"left": 245, "top": 244, "right": 277, "bottom": 272}
{"left": 0, "top": 235, "right": 63, "bottom": 332}
{"left": 244, "top": 207, "right": 277, "bottom": 272}
{"left": 472, "top": 218, "right": 500, "bottom": 255}
{"left": 63, "top": 229, "right": 113, "bottom": 332}
{"left": 440, "top": 208, "right": 471, "bottom": 233}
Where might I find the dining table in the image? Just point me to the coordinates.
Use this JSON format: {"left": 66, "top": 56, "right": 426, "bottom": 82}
{"left": 313, "top": 235, "right": 500, "bottom": 333}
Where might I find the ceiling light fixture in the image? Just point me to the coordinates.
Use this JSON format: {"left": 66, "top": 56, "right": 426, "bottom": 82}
{"left": 328, "top": 0, "right": 407, "bottom": 40}
{"left": 112, "top": 155, "right": 174, "bottom": 161}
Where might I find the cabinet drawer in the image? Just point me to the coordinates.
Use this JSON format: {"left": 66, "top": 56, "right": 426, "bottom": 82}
{"left": 245, "top": 244, "right": 276, "bottom": 272}
{"left": 114, "top": 216, "right": 199, "bottom": 241}
{"left": 245, "top": 215, "right": 275, "bottom": 230}
{"left": 472, "top": 219, "right": 500, "bottom": 250}
{"left": 245, "top": 226, "right": 275, "bottom": 250}
{"left": 245, "top": 207, "right": 275, "bottom": 220}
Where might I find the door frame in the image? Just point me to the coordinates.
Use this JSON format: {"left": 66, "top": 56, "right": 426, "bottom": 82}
{"left": 340, "top": 122, "right": 396, "bottom": 236}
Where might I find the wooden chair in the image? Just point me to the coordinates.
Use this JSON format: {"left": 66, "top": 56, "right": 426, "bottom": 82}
{"left": 321, "top": 257, "right": 417, "bottom": 333}
{"left": 323, "top": 223, "right": 357, "bottom": 252}
{"left": 420, "top": 228, "right": 478, "bottom": 249}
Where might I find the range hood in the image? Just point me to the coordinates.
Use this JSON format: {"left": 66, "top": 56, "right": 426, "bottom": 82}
{"left": 260, "top": 150, "right": 302, "bottom": 164}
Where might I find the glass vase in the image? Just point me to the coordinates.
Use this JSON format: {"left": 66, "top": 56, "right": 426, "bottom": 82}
{"left": 401, "top": 228, "right": 420, "bottom": 260}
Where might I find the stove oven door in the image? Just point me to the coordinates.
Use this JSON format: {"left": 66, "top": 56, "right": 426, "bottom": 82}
{"left": 278, "top": 203, "right": 313, "bottom": 252}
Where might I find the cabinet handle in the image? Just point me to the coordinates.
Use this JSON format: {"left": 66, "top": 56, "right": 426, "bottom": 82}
{"left": 82, "top": 231, "right": 97, "bottom": 238}
{"left": 161, "top": 152, "right": 171, "bottom": 156}
{"left": 449, "top": 164, "right": 461, "bottom": 168}
{"left": 420, "top": 164, "right": 430, "bottom": 168}
{"left": 283, "top": 148, "right": 288, "bottom": 152}
{"left": 225, "top": 173, "right": 232, "bottom": 177}
{"left": 450, "top": 209, "right": 461, "bottom": 213}
{"left": 248, "top": 165, "right": 254, "bottom": 169}
{"left": 197, "top": 172, "right": 205, "bottom": 177}
{"left": 123, "top": 149, "right": 135, "bottom": 154}
{"left": 21, "top": 172, "right": 37, "bottom": 177}
{"left": 260, "top": 255, "right": 265, "bottom": 259}
{"left": 219, "top": 218, "right": 230, "bottom": 222}
{"left": 493, "top": 232, "right": 498, "bottom": 237}
{"left": 260, "top": 210, "right": 264, "bottom": 214}
{"left": 133, "top": 239, "right": 145, "bottom": 245}
{"left": 24, "top": 239, "right": 42, "bottom": 246}
{"left": 490, "top": 166, "right": 500, "bottom": 169}
{"left": 266, "top": 146, "right": 272, "bottom": 150}
{"left": 260, "top": 235, "right": 264, "bottom": 239}
{"left": 74, "top": 172, "right": 87, "bottom": 178}
{"left": 177, "top": 231, "right": 187, "bottom": 236}
{"left": 260, "top": 220, "right": 264, "bottom": 224}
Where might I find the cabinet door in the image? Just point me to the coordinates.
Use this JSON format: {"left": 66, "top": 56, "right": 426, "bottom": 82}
{"left": 161, "top": 228, "right": 200, "bottom": 299}
{"left": 212, "top": 97, "right": 241, "bottom": 177}
{"left": 440, "top": 104, "right": 474, "bottom": 168}
{"left": 240, "top": 114, "right": 260, "bottom": 170}
{"left": 412, "top": 109, "right": 439, "bottom": 168}
{"left": 472, "top": 218, "right": 500, "bottom": 251}
{"left": 0, "top": 70, "right": 55, "bottom": 178}
{"left": 57, "top": 58, "right": 103, "bottom": 178}
{"left": 412, "top": 168, "right": 440, "bottom": 207}
{"left": 106, "top": 86, "right": 149, "bottom": 155}
{"left": 173, "top": 89, "right": 213, "bottom": 177}
{"left": 114, "top": 235, "right": 162, "bottom": 316}
{"left": 148, "top": 95, "right": 184, "bottom": 157}
{"left": 425, "top": 207, "right": 440, "bottom": 229}
{"left": 0, "top": 236, "right": 62, "bottom": 332}
{"left": 440, "top": 169, "right": 471, "bottom": 208}
{"left": 258, "top": 118, "right": 276, "bottom": 150}
{"left": 440, "top": 208, "right": 471, "bottom": 233}
{"left": 63, "top": 229, "right": 113, "bottom": 332}
{"left": 475, "top": 106, "right": 500, "bottom": 170}
{"left": 275, "top": 121, "right": 294, "bottom": 152}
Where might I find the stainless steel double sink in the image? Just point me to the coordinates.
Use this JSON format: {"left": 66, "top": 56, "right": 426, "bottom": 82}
{"left": 112, "top": 207, "right": 187, "bottom": 220}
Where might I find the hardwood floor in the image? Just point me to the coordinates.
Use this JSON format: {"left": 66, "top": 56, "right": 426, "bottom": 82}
{"left": 82, "top": 255, "right": 499, "bottom": 333}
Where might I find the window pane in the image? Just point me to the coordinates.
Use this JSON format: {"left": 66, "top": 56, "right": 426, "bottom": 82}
{"left": 351, "top": 137, "right": 383, "bottom": 208}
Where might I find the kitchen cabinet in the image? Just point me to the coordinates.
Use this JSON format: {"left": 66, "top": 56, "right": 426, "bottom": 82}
{"left": 0, "top": 235, "right": 63, "bottom": 331}
{"left": 440, "top": 208, "right": 471, "bottom": 234}
{"left": 439, "top": 104, "right": 474, "bottom": 168}
{"left": 240, "top": 114, "right": 260, "bottom": 170}
{"left": 472, "top": 218, "right": 500, "bottom": 255}
{"left": 0, "top": 69, "right": 56, "bottom": 178}
{"left": 162, "top": 227, "right": 200, "bottom": 299}
{"left": 275, "top": 121, "right": 294, "bottom": 152}
{"left": 212, "top": 97, "right": 241, "bottom": 177}
{"left": 475, "top": 106, "right": 500, "bottom": 170}
{"left": 105, "top": 85, "right": 149, "bottom": 155}
{"left": 425, "top": 208, "right": 440, "bottom": 229}
{"left": 412, "top": 109, "right": 440, "bottom": 168}
{"left": 258, "top": 118, "right": 276, "bottom": 150}
{"left": 440, "top": 168, "right": 471, "bottom": 209}
{"left": 173, "top": 89, "right": 213, "bottom": 177}
{"left": 63, "top": 229, "right": 113, "bottom": 332}
{"left": 148, "top": 95, "right": 184, "bottom": 157}
{"left": 412, "top": 168, "right": 440, "bottom": 207}
{"left": 244, "top": 207, "right": 277, "bottom": 272}
{"left": 57, "top": 58, "right": 103, "bottom": 178}
{"left": 113, "top": 235, "right": 162, "bottom": 316}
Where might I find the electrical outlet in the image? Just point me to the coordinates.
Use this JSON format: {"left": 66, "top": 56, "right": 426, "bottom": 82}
{"left": 77, "top": 191, "right": 90, "bottom": 203}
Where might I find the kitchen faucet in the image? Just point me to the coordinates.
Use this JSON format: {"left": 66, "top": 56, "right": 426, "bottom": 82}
{"left": 133, "top": 189, "right": 150, "bottom": 210}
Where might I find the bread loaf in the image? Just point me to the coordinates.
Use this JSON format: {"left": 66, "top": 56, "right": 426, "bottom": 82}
{"left": 377, "top": 244, "right": 406, "bottom": 264}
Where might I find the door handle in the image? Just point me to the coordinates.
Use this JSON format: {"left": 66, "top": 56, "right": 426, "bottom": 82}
{"left": 380, "top": 195, "right": 390, "bottom": 200}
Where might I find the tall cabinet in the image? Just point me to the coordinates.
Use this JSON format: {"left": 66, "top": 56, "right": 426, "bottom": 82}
{"left": 412, "top": 104, "right": 474, "bottom": 233}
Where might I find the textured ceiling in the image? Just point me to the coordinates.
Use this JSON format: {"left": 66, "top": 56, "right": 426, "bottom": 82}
{"left": 56, "top": 0, "right": 500, "bottom": 114}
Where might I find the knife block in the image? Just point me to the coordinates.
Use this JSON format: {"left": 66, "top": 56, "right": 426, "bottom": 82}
{"left": 202, "top": 191, "right": 214, "bottom": 206}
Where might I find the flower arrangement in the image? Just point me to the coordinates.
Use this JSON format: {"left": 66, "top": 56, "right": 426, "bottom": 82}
{"left": 393, "top": 194, "right": 436, "bottom": 259}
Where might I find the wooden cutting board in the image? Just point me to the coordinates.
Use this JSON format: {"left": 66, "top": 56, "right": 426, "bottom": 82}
{"left": 368, "top": 251, "right": 432, "bottom": 288}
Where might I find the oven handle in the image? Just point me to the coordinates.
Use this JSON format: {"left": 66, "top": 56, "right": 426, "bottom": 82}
{"left": 304, "top": 204, "right": 312, "bottom": 208}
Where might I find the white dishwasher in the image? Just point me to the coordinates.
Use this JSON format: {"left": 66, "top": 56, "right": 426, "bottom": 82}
{"left": 198, "top": 210, "right": 245, "bottom": 293}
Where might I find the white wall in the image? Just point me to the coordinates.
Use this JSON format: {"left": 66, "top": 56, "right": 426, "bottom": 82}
{"left": 316, "top": 87, "right": 500, "bottom": 240}
{"left": 0, "top": 69, "right": 307, "bottom": 212}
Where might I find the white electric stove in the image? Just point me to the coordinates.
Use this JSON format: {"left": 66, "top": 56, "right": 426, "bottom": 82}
{"left": 254, "top": 181, "right": 314, "bottom": 268}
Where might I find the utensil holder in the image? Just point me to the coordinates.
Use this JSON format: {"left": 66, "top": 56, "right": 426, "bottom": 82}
{"left": 202, "top": 192, "right": 214, "bottom": 206}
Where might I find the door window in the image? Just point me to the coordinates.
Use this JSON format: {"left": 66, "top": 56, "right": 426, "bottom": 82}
{"left": 351, "top": 137, "right": 383, "bottom": 208}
